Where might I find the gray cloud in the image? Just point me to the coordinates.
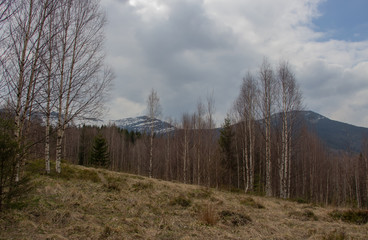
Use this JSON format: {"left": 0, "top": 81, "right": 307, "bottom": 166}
{"left": 102, "top": 0, "right": 368, "bottom": 127}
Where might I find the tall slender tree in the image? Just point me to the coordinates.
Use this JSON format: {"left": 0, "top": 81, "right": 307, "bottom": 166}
{"left": 146, "top": 88, "right": 161, "bottom": 178}
{"left": 219, "top": 116, "right": 235, "bottom": 187}
{"left": 259, "top": 58, "right": 276, "bottom": 196}
{"left": 3, "top": 0, "right": 56, "bottom": 180}
{"left": 277, "top": 61, "right": 302, "bottom": 198}
{"left": 54, "top": 0, "right": 112, "bottom": 173}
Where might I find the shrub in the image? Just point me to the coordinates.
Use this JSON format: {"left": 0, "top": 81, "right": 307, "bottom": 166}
{"left": 289, "top": 197, "right": 309, "bottom": 204}
{"left": 169, "top": 195, "right": 192, "bottom": 208}
{"left": 219, "top": 210, "right": 251, "bottom": 226}
{"left": 0, "top": 118, "right": 32, "bottom": 211}
{"left": 329, "top": 209, "right": 368, "bottom": 225}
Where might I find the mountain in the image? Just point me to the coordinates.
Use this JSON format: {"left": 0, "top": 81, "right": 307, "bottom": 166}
{"left": 299, "top": 111, "right": 368, "bottom": 153}
{"left": 0, "top": 108, "right": 174, "bottom": 134}
{"left": 111, "top": 116, "right": 175, "bottom": 134}
{"left": 4, "top": 107, "right": 366, "bottom": 152}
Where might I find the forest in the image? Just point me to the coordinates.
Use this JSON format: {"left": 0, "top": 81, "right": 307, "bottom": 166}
{"left": 1, "top": 0, "right": 368, "bottom": 213}
{"left": 24, "top": 67, "right": 368, "bottom": 209}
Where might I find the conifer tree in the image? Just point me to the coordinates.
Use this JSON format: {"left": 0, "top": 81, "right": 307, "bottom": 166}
{"left": 219, "top": 117, "right": 235, "bottom": 186}
{"left": 90, "top": 134, "right": 110, "bottom": 168}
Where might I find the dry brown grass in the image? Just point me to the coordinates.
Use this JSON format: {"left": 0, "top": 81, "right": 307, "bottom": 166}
{"left": 1, "top": 160, "right": 368, "bottom": 239}
{"left": 198, "top": 203, "right": 218, "bottom": 226}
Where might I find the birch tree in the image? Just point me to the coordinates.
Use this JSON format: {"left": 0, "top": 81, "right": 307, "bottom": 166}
{"left": 234, "top": 71, "right": 259, "bottom": 193}
{"left": 54, "top": 0, "right": 112, "bottom": 173}
{"left": 146, "top": 88, "right": 161, "bottom": 178}
{"left": 195, "top": 100, "right": 205, "bottom": 185}
{"left": 2, "top": 0, "right": 56, "bottom": 180}
{"left": 38, "top": 0, "right": 59, "bottom": 174}
{"left": 205, "top": 91, "right": 215, "bottom": 187}
{"left": 277, "top": 61, "right": 301, "bottom": 198}
{"left": 259, "top": 58, "right": 276, "bottom": 196}
{"left": 181, "top": 113, "right": 191, "bottom": 183}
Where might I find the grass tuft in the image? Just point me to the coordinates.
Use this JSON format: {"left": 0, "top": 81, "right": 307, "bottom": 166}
{"left": 199, "top": 203, "right": 218, "bottom": 226}
{"left": 99, "top": 226, "right": 112, "bottom": 240}
{"left": 240, "top": 197, "right": 265, "bottom": 209}
{"left": 188, "top": 188, "right": 212, "bottom": 199}
{"left": 289, "top": 210, "right": 318, "bottom": 221}
{"left": 131, "top": 181, "right": 153, "bottom": 192}
{"left": 289, "top": 197, "right": 309, "bottom": 204}
{"left": 322, "top": 229, "right": 347, "bottom": 240}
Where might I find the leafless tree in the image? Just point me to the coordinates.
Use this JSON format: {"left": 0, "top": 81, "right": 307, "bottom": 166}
{"left": 2, "top": 0, "right": 57, "bottom": 180}
{"left": 259, "top": 58, "right": 276, "bottom": 196}
{"left": 205, "top": 91, "right": 216, "bottom": 187}
{"left": 277, "top": 60, "right": 302, "bottom": 198}
{"left": 31, "top": 0, "right": 60, "bottom": 174}
{"left": 54, "top": 0, "right": 112, "bottom": 173}
{"left": 146, "top": 88, "right": 161, "bottom": 178}
{"left": 181, "top": 113, "right": 191, "bottom": 183}
{"left": 0, "top": 0, "right": 15, "bottom": 67}
{"left": 194, "top": 99, "right": 205, "bottom": 185}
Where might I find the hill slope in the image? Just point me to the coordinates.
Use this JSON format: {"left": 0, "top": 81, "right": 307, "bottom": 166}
{"left": 1, "top": 161, "right": 367, "bottom": 239}
{"left": 301, "top": 111, "right": 368, "bottom": 153}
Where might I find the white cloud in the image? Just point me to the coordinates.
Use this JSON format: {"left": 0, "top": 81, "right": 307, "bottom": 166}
{"left": 107, "top": 97, "right": 146, "bottom": 120}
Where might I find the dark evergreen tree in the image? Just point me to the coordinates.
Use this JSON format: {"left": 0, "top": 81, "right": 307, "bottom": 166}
{"left": 90, "top": 134, "right": 110, "bottom": 168}
{"left": 218, "top": 117, "right": 236, "bottom": 187}
{"left": 0, "top": 117, "right": 31, "bottom": 211}
{"left": 78, "top": 125, "right": 87, "bottom": 165}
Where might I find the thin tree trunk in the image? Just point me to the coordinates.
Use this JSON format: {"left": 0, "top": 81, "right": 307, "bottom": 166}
{"left": 149, "top": 123, "right": 153, "bottom": 178}
{"left": 248, "top": 117, "right": 254, "bottom": 192}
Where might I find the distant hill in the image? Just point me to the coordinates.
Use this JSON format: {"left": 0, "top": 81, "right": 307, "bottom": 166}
{"left": 4, "top": 108, "right": 366, "bottom": 153}
{"left": 12, "top": 110, "right": 175, "bottom": 134}
{"left": 298, "top": 111, "right": 368, "bottom": 153}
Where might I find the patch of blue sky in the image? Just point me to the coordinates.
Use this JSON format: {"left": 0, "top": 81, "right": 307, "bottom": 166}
{"left": 312, "top": 0, "right": 368, "bottom": 42}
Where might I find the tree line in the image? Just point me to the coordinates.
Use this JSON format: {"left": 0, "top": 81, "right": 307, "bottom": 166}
{"left": 9, "top": 58, "right": 368, "bottom": 209}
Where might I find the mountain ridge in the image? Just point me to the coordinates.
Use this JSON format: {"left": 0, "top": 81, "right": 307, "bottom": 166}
{"left": 4, "top": 108, "right": 366, "bottom": 153}
{"left": 299, "top": 110, "right": 368, "bottom": 153}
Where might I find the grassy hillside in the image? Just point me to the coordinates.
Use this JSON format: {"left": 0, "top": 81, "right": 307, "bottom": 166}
{"left": 1, "top": 161, "right": 368, "bottom": 239}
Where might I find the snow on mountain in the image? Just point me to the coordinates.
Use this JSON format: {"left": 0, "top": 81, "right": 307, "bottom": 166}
{"left": 302, "top": 111, "right": 326, "bottom": 124}
{"left": 18, "top": 110, "right": 174, "bottom": 133}
{"left": 110, "top": 116, "right": 175, "bottom": 134}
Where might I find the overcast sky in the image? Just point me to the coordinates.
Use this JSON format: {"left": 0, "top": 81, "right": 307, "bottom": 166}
{"left": 101, "top": 0, "right": 368, "bottom": 127}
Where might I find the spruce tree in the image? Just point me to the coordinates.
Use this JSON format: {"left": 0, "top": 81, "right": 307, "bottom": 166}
{"left": 219, "top": 117, "right": 235, "bottom": 186}
{"left": 0, "top": 118, "right": 30, "bottom": 211}
{"left": 90, "top": 134, "right": 110, "bottom": 168}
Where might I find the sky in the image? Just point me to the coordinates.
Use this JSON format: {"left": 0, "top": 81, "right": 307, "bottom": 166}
{"left": 100, "top": 0, "right": 368, "bottom": 127}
